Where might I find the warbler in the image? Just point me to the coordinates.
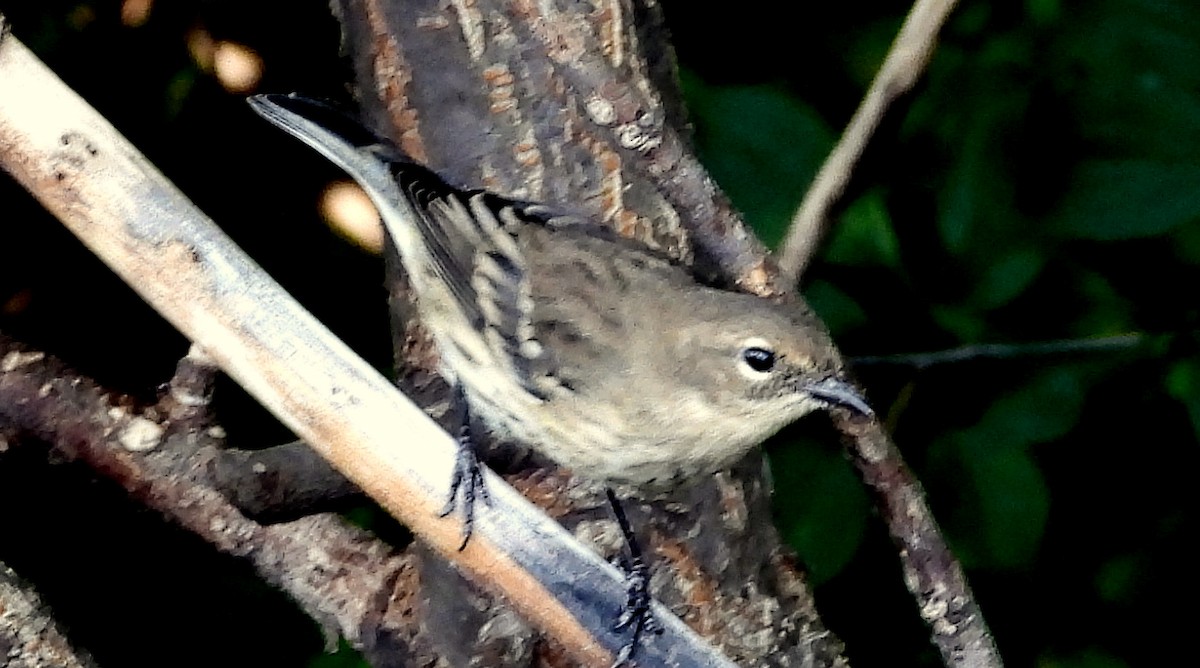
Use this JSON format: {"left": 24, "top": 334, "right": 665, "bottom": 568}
{"left": 249, "top": 92, "right": 869, "bottom": 482}
{"left": 249, "top": 93, "right": 871, "bottom": 662}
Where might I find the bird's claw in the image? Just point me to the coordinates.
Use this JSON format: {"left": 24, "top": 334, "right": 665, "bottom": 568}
{"left": 602, "top": 488, "right": 662, "bottom": 665}
{"left": 610, "top": 547, "right": 661, "bottom": 666}
{"left": 439, "top": 427, "right": 491, "bottom": 550}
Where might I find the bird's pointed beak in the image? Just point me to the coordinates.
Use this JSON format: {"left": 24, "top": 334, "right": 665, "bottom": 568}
{"left": 803, "top": 377, "right": 874, "bottom": 417}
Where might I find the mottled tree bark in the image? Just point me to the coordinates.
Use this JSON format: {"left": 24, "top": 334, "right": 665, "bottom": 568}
{"left": 340, "top": 1, "right": 847, "bottom": 666}
{"left": 0, "top": 561, "right": 99, "bottom": 668}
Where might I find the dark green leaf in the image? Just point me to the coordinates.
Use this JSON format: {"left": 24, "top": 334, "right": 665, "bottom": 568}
{"left": 970, "top": 367, "right": 1087, "bottom": 447}
{"left": 824, "top": 190, "right": 901, "bottom": 269}
{"left": 805, "top": 279, "right": 868, "bottom": 336}
{"left": 1054, "top": 160, "right": 1200, "bottom": 240}
{"left": 1070, "top": 271, "right": 1134, "bottom": 336}
{"left": 930, "top": 304, "right": 987, "bottom": 342}
{"left": 1025, "top": 0, "right": 1062, "bottom": 26}
{"left": 682, "top": 72, "right": 834, "bottom": 247}
{"left": 769, "top": 442, "right": 869, "bottom": 583}
{"left": 1095, "top": 554, "right": 1141, "bottom": 603}
{"left": 1165, "top": 357, "right": 1200, "bottom": 441}
{"left": 970, "top": 246, "right": 1046, "bottom": 309}
{"left": 962, "top": 448, "right": 1050, "bottom": 569}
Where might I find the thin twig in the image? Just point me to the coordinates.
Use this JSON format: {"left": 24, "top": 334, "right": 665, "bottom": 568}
{"left": 158, "top": 343, "right": 219, "bottom": 427}
{"left": 835, "top": 411, "right": 1003, "bottom": 668}
{"left": 852, "top": 334, "right": 1148, "bottom": 370}
{"left": 778, "top": 0, "right": 960, "bottom": 283}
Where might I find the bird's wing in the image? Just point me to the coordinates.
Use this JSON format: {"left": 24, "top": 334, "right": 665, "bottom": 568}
{"left": 412, "top": 185, "right": 570, "bottom": 400}
{"left": 248, "top": 94, "right": 579, "bottom": 398}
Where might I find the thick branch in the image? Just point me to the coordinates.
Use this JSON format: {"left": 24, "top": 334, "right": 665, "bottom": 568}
{"left": 0, "top": 333, "right": 431, "bottom": 665}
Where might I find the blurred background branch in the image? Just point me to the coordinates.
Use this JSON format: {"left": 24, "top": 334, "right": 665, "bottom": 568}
{"left": 778, "top": 0, "right": 960, "bottom": 283}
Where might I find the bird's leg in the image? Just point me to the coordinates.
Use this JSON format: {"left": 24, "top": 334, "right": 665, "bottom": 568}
{"left": 438, "top": 384, "right": 491, "bottom": 550}
{"left": 606, "top": 488, "right": 662, "bottom": 666}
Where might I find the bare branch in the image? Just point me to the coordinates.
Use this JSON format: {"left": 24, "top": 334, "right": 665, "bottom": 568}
{"left": 778, "top": 0, "right": 961, "bottom": 283}
{"left": 0, "top": 333, "right": 431, "bottom": 664}
{"left": 1, "top": 561, "right": 99, "bottom": 668}
{"left": 834, "top": 410, "right": 1002, "bottom": 668}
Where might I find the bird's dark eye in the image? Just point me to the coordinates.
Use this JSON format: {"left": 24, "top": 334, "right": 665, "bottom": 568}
{"left": 742, "top": 347, "right": 776, "bottom": 373}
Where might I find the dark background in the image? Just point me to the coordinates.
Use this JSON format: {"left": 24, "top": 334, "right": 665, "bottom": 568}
{"left": 2, "top": 1, "right": 1197, "bottom": 666}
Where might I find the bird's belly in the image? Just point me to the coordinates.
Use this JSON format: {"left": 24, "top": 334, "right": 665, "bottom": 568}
{"left": 447, "top": 342, "right": 770, "bottom": 485}
{"left": 468, "top": 392, "right": 755, "bottom": 487}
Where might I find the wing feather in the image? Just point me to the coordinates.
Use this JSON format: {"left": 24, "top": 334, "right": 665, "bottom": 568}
{"left": 247, "top": 94, "right": 674, "bottom": 402}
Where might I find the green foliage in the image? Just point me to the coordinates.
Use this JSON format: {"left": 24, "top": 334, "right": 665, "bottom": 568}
{"left": 923, "top": 367, "right": 1087, "bottom": 570}
{"left": 805, "top": 279, "right": 868, "bottom": 336}
{"left": 823, "top": 189, "right": 902, "bottom": 270}
{"left": 679, "top": 0, "right": 1200, "bottom": 665}
{"left": 1165, "top": 356, "right": 1200, "bottom": 440}
{"left": 957, "top": 446, "right": 1050, "bottom": 569}
{"left": 682, "top": 72, "right": 834, "bottom": 248}
{"left": 973, "top": 367, "right": 1087, "bottom": 446}
{"left": 1054, "top": 160, "right": 1200, "bottom": 239}
{"left": 1048, "top": 0, "right": 1200, "bottom": 241}
{"left": 969, "top": 246, "right": 1045, "bottom": 310}
{"left": 1093, "top": 553, "right": 1140, "bottom": 603}
{"left": 768, "top": 439, "right": 870, "bottom": 584}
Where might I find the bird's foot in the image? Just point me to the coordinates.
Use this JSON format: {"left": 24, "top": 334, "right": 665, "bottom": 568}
{"left": 438, "top": 424, "right": 491, "bottom": 550}
{"left": 611, "top": 551, "right": 661, "bottom": 667}
{"left": 605, "top": 488, "right": 662, "bottom": 666}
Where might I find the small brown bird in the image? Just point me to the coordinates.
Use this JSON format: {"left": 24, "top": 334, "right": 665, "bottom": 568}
{"left": 249, "top": 93, "right": 871, "bottom": 662}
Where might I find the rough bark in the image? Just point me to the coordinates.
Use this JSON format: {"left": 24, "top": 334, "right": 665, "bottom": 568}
{"left": 341, "top": 1, "right": 847, "bottom": 666}
{"left": 0, "top": 562, "right": 99, "bottom": 668}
